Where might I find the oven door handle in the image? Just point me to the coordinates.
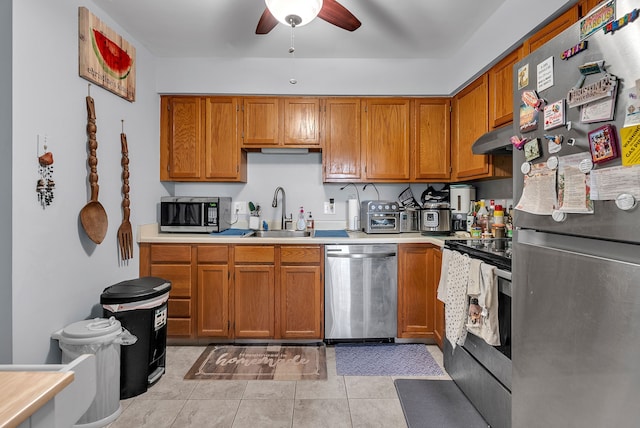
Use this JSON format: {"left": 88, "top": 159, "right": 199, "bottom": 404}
{"left": 496, "top": 268, "right": 511, "bottom": 281}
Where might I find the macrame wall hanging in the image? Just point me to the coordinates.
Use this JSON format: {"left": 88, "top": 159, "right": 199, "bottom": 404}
{"left": 37, "top": 135, "right": 55, "bottom": 208}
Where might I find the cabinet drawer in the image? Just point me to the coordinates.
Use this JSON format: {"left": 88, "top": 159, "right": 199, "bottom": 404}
{"left": 234, "top": 245, "right": 275, "bottom": 263}
{"left": 281, "top": 246, "right": 321, "bottom": 264}
{"left": 168, "top": 298, "right": 191, "bottom": 318}
{"left": 150, "top": 264, "right": 192, "bottom": 297}
{"left": 197, "top": 245, "right": 229, "bottom": 263}
{"left": 151, "top": 245, "right": 192, "bottom": 263}
{"left": 167, "top": 318, "right": 192, "bottom": 337}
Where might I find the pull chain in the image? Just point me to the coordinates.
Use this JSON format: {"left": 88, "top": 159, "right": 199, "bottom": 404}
{"left": 289, "top": 19, "right": 297, "bottom": 85}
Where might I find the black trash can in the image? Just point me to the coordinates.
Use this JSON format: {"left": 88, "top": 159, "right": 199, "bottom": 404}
{"left": 101, "top": 276, "right": 171, "bottom": 399}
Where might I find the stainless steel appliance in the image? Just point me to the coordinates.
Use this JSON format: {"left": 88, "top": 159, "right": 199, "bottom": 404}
{"left": 399, "top": 208, "right": 420, "bottom": 232}
{"left": 420, "top": 202, "right": 451, "bottom": 234}
{"left": 160, "top": 196, "right": 231, "bottom": 233}
{"left": 444, "top": 238, "right": 512, "bottom": 428}
{"left": 360, "top": 200, "right": 401, "bottom": 234}
{"left": 450, "top": 185, "right": 476, "bottom": 232}
{"left": 324, "top": 244, "right": 398, "bottom": 340}
{"left": 512, "top": 3, "right": 640, "bottom": 426}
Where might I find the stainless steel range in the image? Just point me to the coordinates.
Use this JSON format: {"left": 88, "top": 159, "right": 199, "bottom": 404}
{"left": 443, "top": 238, "right": 512, "bottom": 428}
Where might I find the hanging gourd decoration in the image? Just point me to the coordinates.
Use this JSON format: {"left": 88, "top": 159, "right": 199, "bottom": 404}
{"left": 36, "top": 136, "right": 55, "bottom": 208}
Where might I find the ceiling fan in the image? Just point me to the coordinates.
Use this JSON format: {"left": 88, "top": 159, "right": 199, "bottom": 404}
{"left": 255, "top": 0, "right": 361, "bottom": 34}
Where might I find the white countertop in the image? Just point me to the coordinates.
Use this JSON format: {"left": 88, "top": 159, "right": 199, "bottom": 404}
{"left": 138, "top": 223, "right": 452, "bottom": 246}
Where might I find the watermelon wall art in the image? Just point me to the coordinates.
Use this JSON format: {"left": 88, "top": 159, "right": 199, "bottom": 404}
{"left": 78, "top": 7, "right": 136, "bottom": 102}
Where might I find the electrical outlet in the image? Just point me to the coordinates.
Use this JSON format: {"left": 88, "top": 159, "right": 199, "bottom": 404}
{"left": 234, "top": 201, "right": 247, "bottom": 215}
{"left": 324, "top": 201, "right": 335, "bottom": 215}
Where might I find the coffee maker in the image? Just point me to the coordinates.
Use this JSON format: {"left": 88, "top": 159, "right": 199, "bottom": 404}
{"left": 450, "top": 184, "right": 475, "bottom": 232}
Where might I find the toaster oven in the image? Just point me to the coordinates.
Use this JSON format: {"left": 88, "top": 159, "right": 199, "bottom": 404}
{"left": 360, "top": 200, "right": 401, "bottom": 234}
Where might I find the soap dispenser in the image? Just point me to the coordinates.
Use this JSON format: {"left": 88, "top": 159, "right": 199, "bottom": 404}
{"left": 296, "top": 207, "right": 306, "bottom": 231}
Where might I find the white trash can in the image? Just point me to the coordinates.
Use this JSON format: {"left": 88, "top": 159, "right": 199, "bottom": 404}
{"left": 52, "top": 317, "right": 136, "bottom": 427}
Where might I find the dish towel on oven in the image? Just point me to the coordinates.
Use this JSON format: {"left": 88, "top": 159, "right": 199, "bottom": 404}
{"left": 443, "top": 250, "right": 471, "bottom": 349}
{"left": 466, "top": 262, "right": 500, "bottom": 346}
{"left": 437, "top": 248, "right": 452, "bottom": 302}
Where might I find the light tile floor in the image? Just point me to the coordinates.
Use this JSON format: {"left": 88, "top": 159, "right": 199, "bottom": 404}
{"left": 107, "top": 344, "right": 450, "bottom": 428}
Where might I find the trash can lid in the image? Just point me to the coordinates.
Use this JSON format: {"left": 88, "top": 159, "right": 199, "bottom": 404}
{"left": 100, "top": 276, "right": 171, "bottom": 304}
{"left": 55, "top": 317, "right": 122, "bottom": 342}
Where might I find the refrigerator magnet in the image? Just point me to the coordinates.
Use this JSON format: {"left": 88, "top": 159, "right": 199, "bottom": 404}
{"left": 524, "top": 138, "right": 542, "bottom": 162}
{"left": 615, "top": 193, "right": 637, "bottom": 211}
{"left": 544, "top": 134, "right": 563, "bottom": 154}
{"left": 521, "top": 162, "right": 532, "bottom": 175}
{"left": 547, "top": 156, "right": 559, "bottom": 170}
{"left": 588, "top": 124, "right": 619, "bottom": 164}
{"left": 543, "top": 100, "right": 565, "bottom": 130}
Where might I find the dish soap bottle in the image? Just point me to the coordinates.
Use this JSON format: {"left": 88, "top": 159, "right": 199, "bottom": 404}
{"left": 306, "top": 211, "right": 314, "bottom": 231}
{"left": 296, "top": 207, "right": 307, "bottom": 231}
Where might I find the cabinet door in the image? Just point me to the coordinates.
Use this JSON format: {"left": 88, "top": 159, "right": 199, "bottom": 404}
{"left": 234, "top": 265, "right": 275, "bottom": 338}
{"left": 433, "top": 249, "right": 445, "bottom": 350}
{"left": 397, "top": 244, "right": 437, "bottom": 339}
{"left": 412, "top": 98, "right": 451, "bottom": 181}
{"left": 198, "top": 264, "right": 230, "bottom": 337}
{"left": 204, "top": 97, "right": 246, "bottom": 181}
{"left": 283, "top": 98, "right": 320, "bottom": 146}
{"left": 161, "top": 97, "right": 202, "bottom": 179}
{"left": 363, "top": 98, "right": 411, "bottom": 181}
{"left": 523, "top": 6, "right": 579, "bottom": 54}
{"left": 280, "top": 265, "right": 322, "bottom": 339}
{"left": 242, "top": 97, "right": 280, "bottom": 147}
{"left": 451, "top": 74, "right": 490, "bottom": 180}
{"left": 322, "top": 98, "right": 362, "bottom": 181}
{"left": 488, "top": 48, "right": 522, "bottom": 129}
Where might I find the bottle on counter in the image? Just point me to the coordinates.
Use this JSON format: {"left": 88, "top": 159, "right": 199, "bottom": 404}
{"left": 466, "top": 201, "right": 476, "bottom": 233}
{"left": 476, "top": 200, "right": 490, "bottom": 233}
{"left": 306, "top": 211, "right": 314, "bottom": 230}
{"left": 493, "top": 204, "right": 504, "bottom": 226}
{"left": 296, "top": 207, "right": 307, "bottom": 231}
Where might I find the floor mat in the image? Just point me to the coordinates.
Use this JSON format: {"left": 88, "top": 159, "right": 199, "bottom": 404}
{"left": 184, "top": 343, "right": 327, "bottom": 380}
{"left": 335, "top": 343, "right": 444, "bottom": 376}
{"left": 395, "top": 379, "right": 488, "bottom": 428}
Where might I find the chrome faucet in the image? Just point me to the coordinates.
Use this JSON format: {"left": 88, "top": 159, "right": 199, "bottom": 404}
{"left": 272, "top": 186, "right": 291, "bottom": 230}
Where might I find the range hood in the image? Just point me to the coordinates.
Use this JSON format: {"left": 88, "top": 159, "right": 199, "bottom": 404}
{"left": 471, "top": 124, "right": 514, "bottom": 155}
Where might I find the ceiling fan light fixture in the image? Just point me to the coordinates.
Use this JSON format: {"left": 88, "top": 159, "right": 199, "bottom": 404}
{"left": 265, "top": 0, "right": 323, "bottom": 27}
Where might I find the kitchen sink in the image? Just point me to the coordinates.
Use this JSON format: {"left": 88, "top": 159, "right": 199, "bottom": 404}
{"left": 247, "top": 230, "right": 311, "bottom": 238}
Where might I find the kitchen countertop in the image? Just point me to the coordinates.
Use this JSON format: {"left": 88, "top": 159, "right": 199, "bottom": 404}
{"left": 0, "top": 371, "right": 74, "bottom": 428}
{"left": 138, "top": 223, "right": 453, "bottom": 246}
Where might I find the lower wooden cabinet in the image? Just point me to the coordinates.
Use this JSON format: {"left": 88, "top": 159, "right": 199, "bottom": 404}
{"left": 140, "top": 243, "right": 195, "bottom": 338}
{"left": 397, "top": 244, "right": 443, "bottom": 345}
{"left": 433, "top": 249, "right": 445, "bottom": 349}
{"left": 279, "top": 246, "right": 323, "bottom": 339}
{"left": 140, "top": 243, "right": 323, "bottom": 340}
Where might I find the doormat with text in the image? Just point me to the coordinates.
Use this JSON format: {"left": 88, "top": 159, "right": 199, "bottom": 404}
{"left": 335, "top": 343, "right": 444, "bottom": 376}
{"left": 184, "top": 343, "right": 327, "bottom": 380}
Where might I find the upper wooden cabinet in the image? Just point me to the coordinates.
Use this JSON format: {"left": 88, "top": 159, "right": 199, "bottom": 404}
{"left": 451, "top": 75, "right": 491, "bottom": 180}
{"left": 412, "top": 98, "right": 451, "bottom": 181}
{"left": 322, "top": 98, "right": 363, "bottom": 181}
{"left": 160, "top": 96, "right": 202, "bottom": 179}
{"left": 523, "top": 6, "right": 580, "bottom": 54}
{"left": 362, "top": 98, "right": 411, "bottom": 181}
{"left": 488, "top": 47, "right": 522, "bottom": 130}
{"left": 283, "top": 98, "right": 321, "bottom": 147}
{"left": 242, "top": 97, "right": 320, "bottom": 148}
{"left": 160, "top": 96, "right": 246, "bottom": 182}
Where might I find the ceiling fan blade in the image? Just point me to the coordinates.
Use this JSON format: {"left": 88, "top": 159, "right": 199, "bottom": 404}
{"left": 255, "top": 8, "right": 279, "bottom": 34}
{"left": 318, "top": 0, "right": 361, "bottom": 31}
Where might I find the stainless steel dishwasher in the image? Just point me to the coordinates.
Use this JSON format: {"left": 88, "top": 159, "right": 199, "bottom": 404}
{"left": 324, "top": 244, "right": 397, "bottom": 340}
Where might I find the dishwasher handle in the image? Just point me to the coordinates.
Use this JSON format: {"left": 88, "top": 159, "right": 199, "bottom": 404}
{"left": 326, "top": 251, "right": 396, "bottom": 259}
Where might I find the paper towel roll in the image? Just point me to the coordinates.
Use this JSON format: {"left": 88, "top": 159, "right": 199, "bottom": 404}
{"left": 347, "top": 199, "right": 359, "bottom": 231}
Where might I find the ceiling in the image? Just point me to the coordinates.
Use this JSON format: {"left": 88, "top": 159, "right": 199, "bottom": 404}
{"left": 92, "top": 0, "right": 510, "bottom": 60}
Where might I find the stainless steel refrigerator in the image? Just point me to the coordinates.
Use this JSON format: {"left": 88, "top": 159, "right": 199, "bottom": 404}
{"left": 512, "top": 1, "right": 640, "bottom": 426}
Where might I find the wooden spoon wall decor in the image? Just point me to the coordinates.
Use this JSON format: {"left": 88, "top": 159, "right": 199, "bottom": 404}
{"left": 80, "top": 87, "right": 108, "bottom": 244}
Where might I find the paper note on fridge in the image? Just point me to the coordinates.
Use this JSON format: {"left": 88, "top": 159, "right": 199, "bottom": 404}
{"left": 515, "top": 163, "right": 557, "bottom": 215}
{"left": 557, "top": 154, "right": 594, "bottom": 214}
{"left": 590, "top": 164, "right": 640, "bottom": 200}
{"left": 620, "top": 125, "right": 640, "bottom": 166}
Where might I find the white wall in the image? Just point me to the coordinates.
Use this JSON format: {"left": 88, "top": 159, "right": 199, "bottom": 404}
{"left": 11, "top": 0, "right": 166, "bottom": 363}
{"left": 1, "top": 0, "right": 13, "bottom": 364}
{"left": 156, "top": 0, "right": 576, "bottom": 96}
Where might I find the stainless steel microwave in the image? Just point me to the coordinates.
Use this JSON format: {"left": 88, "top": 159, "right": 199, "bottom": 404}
{"left": 160, "top": 196, "right": 231, "bottom": 233}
